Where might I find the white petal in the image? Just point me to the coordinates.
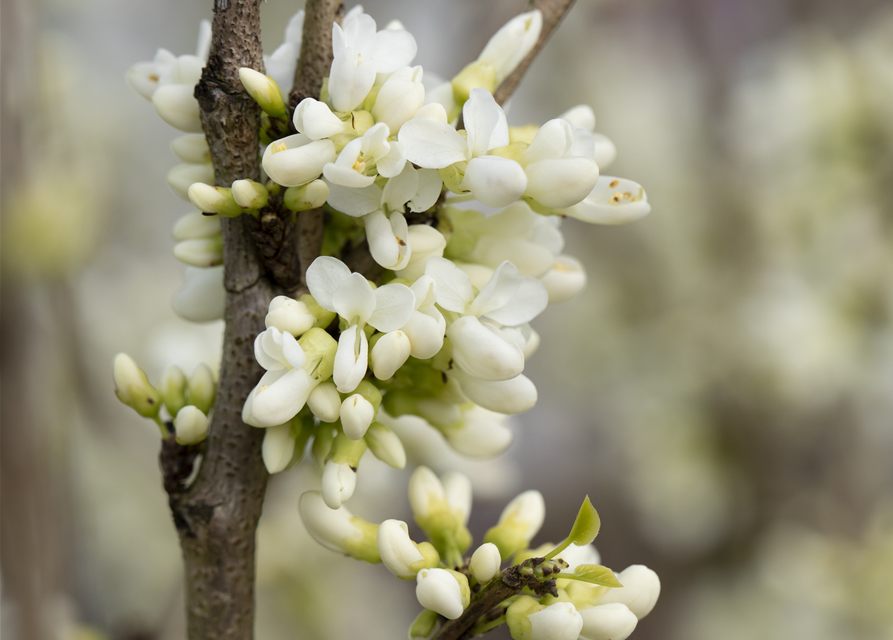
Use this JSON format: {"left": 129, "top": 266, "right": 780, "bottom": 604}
{"left": 469, "top": 236, "right": 554, "bottom": 278}
{"left": 381, "top": 164, "right": 419, "bottom": 211}
{"left": 539, "top": 255, "right": 587, "bottom": 304}
{"left": 333, "top": 324, "right": 369, "bottom": 393}
{"left": 469, "top": 261, "right": 523, "bottom": 318}
{"left": 444, "top": 406, "right": 512, "bottom": 459}
{"left": 460, "top": 156, "right": 527, "bottom": 208}
{"left": 578, "top": 604, "right": 638, "bottom": 640}
{"left": 524, "top": 157, "right": 599, "bottom": 209}
{"left": 306, "top": 256, "right": 352, "bottom": 311}
{"left": 326, "top": 181, "right": 383, "bottom": 217}
{"left": 333, "top": 272, "right": 377, "bottom": 324}
{"left": 401, "top": 309, "right": 446, "bottom": 360}
{"left": 528, "top": 602, "right": 583, "bottom": 640}
{"left": 592, "top": 565, "right": 661, "bottom": 619}
{"left": 483, "top": 275, "right": 548, "bottom": 326}
{"left": 364, "top": 210, "right": 403, "bottom": 270}
{"left": 463, "top": 88, "right": 509, "bottom": 157}
{"left": 559, "top": 104, "right": 596, "bottom": 132}
{"left": 451, "top": 370, "right": 537, "bottom": 414}
{"left": 447, "top": 316, "right": 525, "bottom": 381}
{"left": 591, "top": 133, "right": 618, "bottom": 170}
{"left": 371, "top": 29, "right": 418, "bottom": 74}
{"left": 477, "top": 10, "right": 542, "bottom": 84}
{"left": 413, "top": 102, "right": 449, "bottom": 122}
{"left": 523, "top": 118, "right": 574, "bottom": 164}
{"left": 370, "top": 330, "right": 412, "bottom": 380}
{"left": 323, "top": 163, "right": 376, "bottom": 188}
{"left": 152, "top": 84, "right": 203, "bottom": 133}
{"left": 295, "top": 98, "right": 347, "bottom": 140}
{"left": 322, "top": 460, "right": 358, "bottom": 508}
{"left": 409, "top": 169, "right": 443, "bottom": 212}
{"left": 396, "top": 226, "right": 447, "bottom": 281}
{"left": 263, "top": 424, "right": 297, "bottom": 474}
{"left": 368, "top": 282, "right": 416, "bottom": 332}
{"left": 398, "top": 118, "right": 469, "bottom": 168}
{"left": 376, "top": 140, "right": 407, "bottom": 178}
{"left": 173, "top": 266, "right": 225, "bottom": 323}
{"left": 559, "top": 176, "right": 650, "bottom": 225}
{"left": 569, "top": 126, "right": 596, "bottom": 159}
{"left": 246, "top": 368, "right": 315, "bottom": 427}
{"left": 263, "top": 135, "right": 336, "bottom": 187}
{"left": 328, "top": 47, "right": 377, "bottom": 112}
{"left": 424, "top": 257, "right": 474, "bottom": 313}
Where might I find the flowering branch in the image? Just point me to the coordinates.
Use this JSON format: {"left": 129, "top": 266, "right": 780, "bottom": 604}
{"left": 492, "top": 0, "right": 577, "bottom": 105}
{"left": 289, "top": 0, "right": 344, "bottom": 107}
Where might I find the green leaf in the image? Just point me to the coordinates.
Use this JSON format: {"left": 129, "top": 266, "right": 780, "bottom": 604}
{"left": 568, "top": 495, "right": 601, "bottom": 546}
{"left": 573, "top": 564, "right": 623, "bottom": 588}
{"left": 409, "top": 609, "right": 439, "bottom": 639}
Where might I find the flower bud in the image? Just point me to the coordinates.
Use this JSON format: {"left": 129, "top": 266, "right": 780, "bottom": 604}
{"left": 409, "top": 467, "right": 472, "bottom": 556}
{"left": 321, "top": 432, "right": 367, "bottom": 508}
{"left": 187, "top": 183, "right": 244, "bottom": 217}
{"left": 373, "top": 65, "right": 425, "bottom": 132}
{"left": 187, "top": 363, "right": 216, "bottom": 414}
{"left": 378, "top": 519, "right": 440, "bottom": 580}
{"left": 170, "top": 134, "right": 210, "bottom": 164}
{"left": 415, "top": 568, "right": 469, "bottom": 620}
{"left": 173, "top": 237, "right": 224, "bottom": 268}
{"left": 238, "top": 67, "right": 287, "bottom": 118}
{"left": 173, "top": 266, "right": 225, "bottom": 323}
{"left": 262, "top": 134, "right": 335, "bottom": 187}
{"left": 540, "top": 255, "right": 587, "bottom": 304}
{"left": 265, "top": 295, "right": 315, "bottom": 336}
{"left": 557, "top": 543, "right": 601, "bottom": 573}
{"left": 113, "top": 353, "right": 161, "bottom": 418}
{"left": 450, "top": 369, "right": 537, "bottom": 415}
{"left": 409, "top": 609, "right": 439, "bottom": 639}
{"left": 484, "top": 490, "right": 545, "bottom": 559}
{"left": 298, "top": 491, "right": 380, "bottom": 563}
{"left": 340, "top": 393, "right": 375, "bottom": 440}
{"left": 263, "top": 422, "right": 297, "bottom": 474}
{"left": 172, "top": 211, "right": 222, "bottom": 242}
{"left": 440, "top": 405, "right": 512, "bottom": 459}
{"left": 298, "top": 327, "right": 338, "bottom": 381}
{"left": 307, "top": 380, "right": 341, "bottom": 423}
{"left": 283, "top": 179, "right": 329, "bottom": 212}
{"left": 152, "top": 84, "right": 202, "bottom": 132}
{"left": 507, "top": 597, "right": 583, "bottom": 640}
{"left": 442, "top": 471, "right": 472, "bottom": 526}
{"left": 469, "top": 543, "right": 501, "bottom": 584}
{"left": 293, "top": 98, "right": 350, "bottom": 139}
{"left": 312, "top": 424, "right": 336, "bottom": 471}
{"left": 167, "top": 163, "right": 214, "bottom": 201}
{"left": 578, "top": 604, "right": 638, "bottom": 640}
{"left": 451, "top": 61, "right": 498, "bottom": 108}
{"left": 370, "top": 330, "right": 412, "bottom": 380}
{"left": 395, "top": 225, "right": 447, "bottom": 281}
{"left": 364, "top": 422, "right": 406, "bottom": 469}
{"left": 477, "top": 10, "right": 543, "bottom": 84}
{"left": 174, "top": 405, "right": 209, "bottom": 445}
{"left": 447, "top": 316, "right": 525, "bottom": 381}
{"left": 591, "top": 565, "right": 660, "bottom": 619}
{"left": 231, "top": 179, "right": 269, "bottom": 210}
{"left": 158, "top": 365, "right": 188, "bottom": 416}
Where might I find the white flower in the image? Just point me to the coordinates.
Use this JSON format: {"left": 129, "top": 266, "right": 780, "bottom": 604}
{"left": 173, "top": 237, "right": 223, "bottom": 268}
{"left": 520, "top": 118, "right": 600, "bottom": 209}
{"left": 441, "top": 405, "right": 512, "bottom": 458}
{"left": 173, "top": 266, "right": 225, "bottom": 323}
{"left": 539, "top": 255, "right": 587, "bottom": 303}
{"left": 328, "top": 10, "right": 418, "bottom": 112}
{"left": 327, "top": 164, "right": 442, "bottom": 270}
{"left": 400, "top": 89, "right": 526, "bottom": 208}
{"left": 262, "top": 134, "right": 336, "bottom": 187}
{"left": 152, "top": 84, "right": 203, "bottom": 133}
{"left": 395, "top": 225, "right": 447, "bottom": 281}
{"left": 340, "top": 393, "right": 375, "bottom": 439}
{"left": 263, "top": 10, "right": 304, "bottom": 92}
{"left": 378, "top": 519, "right": 438, "bottom": 580}
{"left": 449, "top": 368, "right": 537, "bottom": 415}
{"left": 557, "top": 543, "right": 601, "bottom": 573}
{"left": 370, "top": 330, "right": 412, "bottom": 380}
{"left": 241, "top": 327, "right": 316, "bottom": 427}
{"left": 306, "top": 256, "right": 415, "bottom": 392}
{"left": 125, "top": 20, "right": 209, "bottom": 102}
{"left": 265, "top": 295, "right": 316, "bottom": 336}
{"left": 559, "top": 104, "right": 617, "bottom": 169}
{"left": 469, "top": 543, "right": 502, "bottom": 584}
{"left": 322, "top": 457, "right": 358, "bottom": 507}
{"left": 400, "top": 276, "right": 446, "bottom": 359}
{"left": 166, "top": 162, "right": 214, "bottom": 201}
{"left": 477, "top": 10, "right": 543, "bottom": 84}
{"left": 323, "top": 123, "right": 402, "bottom": 188}
{"left": 172, "top": 211, "right": 221, "bottom": 242}
{"left": 171, "top": 134, "right": 210, "bottom": 164}
{"left": 578, "top": 604, "right": 638, "bottom": 640}
{"left": 293, "top": 98, "right": 351, "bottom": 140}
{"left": 528, "top": 602, "right": 584, "bottom": 640}
{"left": 590, "top": 565, "right": 661, "bottom": 619}
{"left": 298, "top": 491, "right": 380, "bottom": 563}
{"left": 558, "top": 176, "right": 651, "bottom": 225}
{"left": 416, "top": 568, "right": 468, "bottom": 620}
{"left": 262, "top": 422, "right": 298, "bottom": 473}
{"left": 372, "top": 66, "right": 425, "bottom": 132}
{"left": 307, "top": 381, "right": 341, "bottom": 423}
{"left": 425, "top": 257, "right": 546, "bottom": 381}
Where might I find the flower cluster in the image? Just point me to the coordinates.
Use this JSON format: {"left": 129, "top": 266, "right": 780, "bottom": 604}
{"left": 119, "top": 4, "right": 659, "bottom": 639}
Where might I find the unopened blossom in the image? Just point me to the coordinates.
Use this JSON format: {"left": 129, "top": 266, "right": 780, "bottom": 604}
{"left": 578, "top": 604, "right": 638, "bottom": 640}
{"left": 559, "top": 104, "right": 618, "bottom": 169}
{"left": 113, "top": 354, "right": 161, "bottom": 418}
{"left": 372, "top": 65, "right": 426, "bottom": 132}
{"left": 469, "top": 542, "right": 502, "bottom": 584}
{"left": 172, "top": 266, "right": 225, "bottom": 323}
{"left": 265, "top": 296, "right": 316, "bottom": 337}
{"left": 340, "top": 393, "right": 375, "bottom": 440}
{"left": 363, "top": 422, "right": 406, "bottom": 469}
{"left": 589, "top": 565, "right": 661, "bottom": 619}
{"left": 485, "top": 490, "right": 546, "bottom": 559}
{"left": 174, "top": 406, "right": 209, "bottom": 445}
{"left": 370, "top": 330, "right": 412, "bottom": 380}
{"left": 415, "top": 568, "right": 469, "bottom": 620}
{"left": 241, "top": 327, "right": 308, "bottom": 427}
{"left": 307, "top": 381, "right": 341, "bottom": 423}
{"left": 170, "top": 134, "right": 210, "bottom": 164}
{"left": 321, "top": 431, "right": 367, "bottom": 508}
{"left": 559, "top": 175, "right": 651, "bottom": 225}
{"left": 262, "top": 134, "right": 336, "bottom": 187}
{"left": 448, "top": 368, "right": 538, "bottom": 415}
{"left": 440, "top": 405, "right": 513, "bottom": 458}
{"left": 507, "top": 597, "right": 583, "bottom": 640}
{"left": 477, "top": 10, "right": 542, "bottom": 85}
{"left": 306, "top": 256, "right": 415, "bottom": 392}
{"left": 398, "top": 275, "right": 446, "bottom": 360}
{"left": 378, "top": 519, "right": 439, "bottom": 580}
{"left": 166, "top": 162, "right": 214, "bottom": 201}
{"left": 298, "top": 491, "right": 380, "bottom": 563}
{"left": 539, "top": 255, "right": 587, "bottom": 304}
{"left": 172, "top": 211, "right": 221, "bottom": 242}
{"left": 395, "top": 225, "right": 447, "bottom": 281}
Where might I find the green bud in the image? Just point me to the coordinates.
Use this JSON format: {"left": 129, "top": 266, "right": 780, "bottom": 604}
{"left": 158, "top": 365, "right": 188, "bottom": 417}
{"left": 364, "top": 422, "right": 406, "bottom": 469}
{"left": 312, "top": 424, "right": 336, "bottom": 471}
{"left": 283, "top": 179, "right": 329, "bottom": 212}
{"left": 451, "top": 60, "right": 497, "bottom": 107}
{"left": 298, "top": 327, "right": 337, "bottom": 381}
{"left": 187, "top": 183, "right": 243, "bottom": 217}
{"left": 329, "top": 430, "right": 367, "bottom": 467}
{"left": 238, "top": 67, "right": 287, "bottom": 118}
{"left": 300, "top": 294, "right": 337, "bottom": 329}
{"left": 352, "top": 379, "right": 382, "bottom": 412}
{"left": 113, "top": 353, "right": 161, "bottom": 418}
{"left": 439, "top": 165, "right": 466, "bottom": 194}
{"left": 187, "top": 364, "right": 216, "bottom": 414}
{"left": 231, "top": 179, "right": 269, "bottom": 210}
{"left": 409, "top": 609, "right": 439, "bottom": 639}
{"left": 505, "top": 596, "right": 542, "bottom": 640}
{"left": 344, "top": 516, "right": 382, "bottom": 564}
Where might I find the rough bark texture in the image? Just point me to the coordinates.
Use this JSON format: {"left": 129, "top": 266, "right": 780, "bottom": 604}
{"left": 492, "top": 0, "right": 577, "bottom": 106}
{"left": 288, "top": 0, "right": 344, "bottom": 108}
{"left": 171, "top": 1, "right": 271, "bottom": 638}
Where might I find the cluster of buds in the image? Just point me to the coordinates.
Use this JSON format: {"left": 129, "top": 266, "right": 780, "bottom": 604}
{"left": 113, "top": 354, "right": 216, "bottom": 445}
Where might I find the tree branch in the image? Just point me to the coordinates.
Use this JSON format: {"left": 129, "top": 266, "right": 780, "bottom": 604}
{"left": 289, "top": 0, "right": 344, "bottom": 108}
{"left": 492, "top": 0, "right": 577, "bottom": 106}
{"left": 432, "top": 559, "right": 559, "bottom": 640}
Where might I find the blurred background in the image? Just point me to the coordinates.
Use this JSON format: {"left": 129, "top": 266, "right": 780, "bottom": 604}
{"left": 3, "top": 0, "right": 893, "bottom": 638}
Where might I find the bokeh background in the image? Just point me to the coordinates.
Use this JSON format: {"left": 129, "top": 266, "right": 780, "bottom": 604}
{"left": 3, "top": 0, "right": 893, "bottom": 638}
